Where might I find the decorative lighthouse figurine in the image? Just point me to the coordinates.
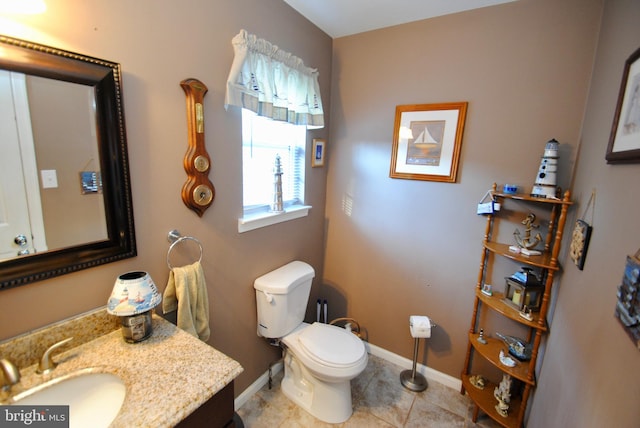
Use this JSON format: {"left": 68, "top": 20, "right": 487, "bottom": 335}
{"left": 531, "top": 138, "right": 559, "bottom": 199}
{"left": 271, "top": 154, "right": 284, "bottom": 213}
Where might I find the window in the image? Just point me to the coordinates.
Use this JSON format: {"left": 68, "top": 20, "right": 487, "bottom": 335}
{"left": 239, "top": 109, "right": 310, "bottom": 232}
{"left": 226, "top": 31, "right": 324, "bottom": 232}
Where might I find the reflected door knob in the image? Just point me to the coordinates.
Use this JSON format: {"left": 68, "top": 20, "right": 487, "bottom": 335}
{"left": 14, "top": 235, "right": 27, "bottom": 246}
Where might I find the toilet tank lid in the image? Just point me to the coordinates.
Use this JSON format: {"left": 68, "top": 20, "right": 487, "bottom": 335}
{"left": 254, "top": 261, "right": 315, "bottom": 294}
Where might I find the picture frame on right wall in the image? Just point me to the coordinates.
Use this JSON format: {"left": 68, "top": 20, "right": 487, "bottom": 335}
{"left": 606, "top": 46, "right": 640, "bottom": 163}
{"left": 614, "top": 252, "right": 640, "bottom": 350}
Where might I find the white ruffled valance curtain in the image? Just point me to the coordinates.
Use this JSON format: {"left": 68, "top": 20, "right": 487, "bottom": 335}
{"left": 225, "top": 29, "right": 324, "bottom": 128}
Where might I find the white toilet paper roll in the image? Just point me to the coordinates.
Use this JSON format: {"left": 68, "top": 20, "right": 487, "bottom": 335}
{"left": 409, "top": 315, "right": 431, "bottom": 338}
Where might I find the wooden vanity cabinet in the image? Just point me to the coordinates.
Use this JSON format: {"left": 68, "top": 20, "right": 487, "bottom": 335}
{"left": 177, "top": 381, "right": 239, "bottom": 428}
{"left": 460, "top": 183, "right": 572, "bottom": 428}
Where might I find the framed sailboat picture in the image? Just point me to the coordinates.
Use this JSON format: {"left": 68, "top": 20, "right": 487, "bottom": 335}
{"left": 390, "top": 102, "right": 467, "bottom": 182}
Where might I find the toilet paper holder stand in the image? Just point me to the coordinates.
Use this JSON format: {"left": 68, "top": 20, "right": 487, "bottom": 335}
{"left": 400, "top": 317, "right": 436, "bottom": 392}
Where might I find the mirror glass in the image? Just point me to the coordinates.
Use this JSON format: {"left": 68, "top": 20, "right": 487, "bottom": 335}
{"left": 0, "top": 35, "right": 136, "bottom": 289}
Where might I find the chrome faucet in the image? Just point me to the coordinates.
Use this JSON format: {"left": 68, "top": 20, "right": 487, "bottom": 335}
{"left": 0, "top": 359, "right": 21, "bottom": 399}
{"left": 37, "top": 337, "right": 73, "bottom": 375}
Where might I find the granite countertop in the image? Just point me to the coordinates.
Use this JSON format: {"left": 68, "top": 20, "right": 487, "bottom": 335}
{"left": 2, "top": 313, "right": 243, "bottom": 428}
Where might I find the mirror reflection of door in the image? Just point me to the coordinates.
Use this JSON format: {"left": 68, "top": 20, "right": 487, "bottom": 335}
{"left": 0, "top": 70, "right": 109, "bottom": 262}
{"left": 0, "top": 70, "right": 47, "bottom": 260}
{"left": 26, "top": 74, "right": 108, "bottom": 251}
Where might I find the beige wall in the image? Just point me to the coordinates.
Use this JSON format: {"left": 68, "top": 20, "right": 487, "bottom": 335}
{"left": 324, "top": 0, "right": 637, "bottom": 425}
{"left": 28, "top": 76, "right": 107, "bottom": 249}
{"left": 0, "top": 0, "right": 332, "bottom": 395}
{"left": 326, "top": 0, "right": 600, "bottom": 373}
{"left": 529, "top": 1, "right": 640, "bottom": 426}
{"left": 326, "top": 0, "right": 639, "bottom": 425}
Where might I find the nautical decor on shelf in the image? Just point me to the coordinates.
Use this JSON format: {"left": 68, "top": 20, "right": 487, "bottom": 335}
{"left": 496, "top": 332, "right": 532, "bottom": 361}
{"left": 513, "top": 213, "right": 542, "bottom": 251}
{"left": 503, "top": 267, "right": 543, "bottom": 312}
{"left": 494, "top": 374, "right": 512, "bottom": 417}
{"left": 531, "top": 138, "right": 559, "bottom": 199}
{"left": 469, "top": 374, "right": 486, "bottom": 390}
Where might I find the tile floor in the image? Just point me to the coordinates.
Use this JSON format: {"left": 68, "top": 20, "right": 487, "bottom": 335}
{"left": 237, "top": 354, "right": 503, "bottom": 427}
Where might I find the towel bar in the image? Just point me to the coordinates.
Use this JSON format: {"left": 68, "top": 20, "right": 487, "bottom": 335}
{"left": 166, "top": 229, "right": 203, "bottom": 269}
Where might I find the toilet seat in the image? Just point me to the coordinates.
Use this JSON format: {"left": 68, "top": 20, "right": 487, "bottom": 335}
{"left": 283, "top": 322, "right": 367, "bottom": 382}
{"left": 281, "top": 322, "right": 368, "bottom": 423}
{"left": 298, "top": 322, "right": 364, "bottom": 367}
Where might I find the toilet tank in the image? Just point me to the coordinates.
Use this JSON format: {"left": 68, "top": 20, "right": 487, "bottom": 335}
{"left": 254, "top": 261, "right": 315, "bottom": 338}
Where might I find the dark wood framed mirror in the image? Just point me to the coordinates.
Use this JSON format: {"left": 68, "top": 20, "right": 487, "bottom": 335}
{"left": 0, "top": 35, "right": 136, "bottom": 289}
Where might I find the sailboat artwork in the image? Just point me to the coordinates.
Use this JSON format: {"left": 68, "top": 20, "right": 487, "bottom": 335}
{"left": 390, "top": 102, "right": 467, "bottom": 183}
{"left": 406, "top": 120, "right": 445, "bottom": 166}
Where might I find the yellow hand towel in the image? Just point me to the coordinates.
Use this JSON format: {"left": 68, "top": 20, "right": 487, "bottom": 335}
{"left": 162, "top": 260, "right": 210, "bottom": 341}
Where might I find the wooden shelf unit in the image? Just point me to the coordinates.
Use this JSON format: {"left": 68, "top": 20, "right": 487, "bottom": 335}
{"left": 462, "top": 374, "right": 524, "bottom": 428}
{"left": 461, "top": 183, "right": 572, "bottom": 428}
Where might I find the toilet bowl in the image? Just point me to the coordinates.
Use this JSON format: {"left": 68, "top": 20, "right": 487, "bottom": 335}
{"left": 281, "top": 322, "right": 368, "bottom": 423}
{"left": 253, "top": 261, "right": 368, "bottom": 423}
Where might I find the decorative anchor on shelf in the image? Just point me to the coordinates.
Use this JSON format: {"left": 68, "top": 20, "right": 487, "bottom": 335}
{"left": 513, "top": 213, "right": 542, "bottom": 249}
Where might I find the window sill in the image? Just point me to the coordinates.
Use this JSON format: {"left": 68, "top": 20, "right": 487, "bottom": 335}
{"left": 238, "top": 205, "right": 311, "bottom": 233}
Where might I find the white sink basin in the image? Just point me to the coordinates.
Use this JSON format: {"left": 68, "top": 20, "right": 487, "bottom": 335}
{"left": 11, "top": 368, "right": 126, "bottom": 428}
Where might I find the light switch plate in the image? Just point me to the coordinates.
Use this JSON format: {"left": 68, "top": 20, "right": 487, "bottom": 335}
{"left": 41, "top": 169, "right": 58, "bottom": 188}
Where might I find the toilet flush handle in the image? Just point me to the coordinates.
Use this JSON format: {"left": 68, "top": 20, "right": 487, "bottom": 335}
{"left": 264, "top": 292, "right": 274, "bottom": 303}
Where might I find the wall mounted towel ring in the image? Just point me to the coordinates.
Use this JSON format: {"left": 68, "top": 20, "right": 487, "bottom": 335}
{"left": 166, "top": 229, "right": 203, "bottom": 270}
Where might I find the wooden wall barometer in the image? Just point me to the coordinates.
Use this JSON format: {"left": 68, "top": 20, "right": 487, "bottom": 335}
{"left": 180, "top": 78, "right": 215, "bottom": 216}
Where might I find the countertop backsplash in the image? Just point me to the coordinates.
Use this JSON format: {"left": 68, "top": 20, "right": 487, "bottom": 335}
{"left": 0, "top": 306, "right": 119, "bottom": 369}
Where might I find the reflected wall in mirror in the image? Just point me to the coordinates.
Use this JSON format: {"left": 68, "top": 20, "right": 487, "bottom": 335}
{"left": 0, "top": 35, "right": 136, "bottom": 289}
{"left": 1, "top": 71, "right": 108, "bottom": 258}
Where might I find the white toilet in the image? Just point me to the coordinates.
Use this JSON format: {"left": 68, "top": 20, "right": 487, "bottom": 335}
{"left": 254, "top": 261, "right": 368, "bottom": 424}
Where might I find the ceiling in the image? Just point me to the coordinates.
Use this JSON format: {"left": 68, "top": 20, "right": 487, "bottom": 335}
{"left": 283, "top": 0, "right": 517, "bottom": 38}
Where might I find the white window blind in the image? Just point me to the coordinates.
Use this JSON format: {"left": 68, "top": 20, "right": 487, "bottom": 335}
{"left": 242, "top": 109, "right": 305, "bottom": 215}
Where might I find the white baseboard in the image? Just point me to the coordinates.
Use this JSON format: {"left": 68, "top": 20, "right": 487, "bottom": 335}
{"left": 235, "top": 360, "right": 283, "bottom": 410}
{"left": 235, "top": 344, "right": 461, "bottom": 410}
{"left": 365, "top": 342, "right": 462, "bottom": 391}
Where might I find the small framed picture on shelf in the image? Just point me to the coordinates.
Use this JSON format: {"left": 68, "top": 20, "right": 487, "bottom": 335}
{"left": 481, "top": 283, "right": 493, "bottom": 296}
{"left": 312, "top": 138, "right": 325, "bottom": 167}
